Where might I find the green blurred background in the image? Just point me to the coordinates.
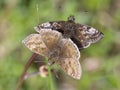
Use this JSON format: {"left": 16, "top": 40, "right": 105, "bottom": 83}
{"left": 0, "top": 0, "right": 120, "bottom": 90}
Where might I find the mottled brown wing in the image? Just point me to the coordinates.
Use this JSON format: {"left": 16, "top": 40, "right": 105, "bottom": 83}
{"left": 22, "top": 34, "right": 49, "bottom": 57}
{"left": 34, "top": 21, "right": 66, "bottom": 33}
{"left": 59, "top": 38, "right": 80, "bottom": 59}
{"left": 38, "top": 29, "right": 62, "bottom": 51}
{"left": 56, "top": 58, "right": 82, "bottom": 79}
{"left": 75, "top": 24, "right": 104, "bottom": 48}
{"left": 56, "top": 38, "right": 81, "bottom": 79}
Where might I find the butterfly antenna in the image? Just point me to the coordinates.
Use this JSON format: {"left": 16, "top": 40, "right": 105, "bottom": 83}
{"left": 16, "top": 53, "right": 38, "bottom": 90}
{"left": 36, "top": 0, "right": 39, "bottom": 24}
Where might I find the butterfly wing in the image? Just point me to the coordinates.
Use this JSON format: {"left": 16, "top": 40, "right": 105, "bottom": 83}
{"left": 34, "top": 21, "right": 66, "bottom": 33}
{"left": 74, "top": 24, "right": 104, "bottom": 48}
{"left": 23, "top": 29, "right": 63, "bottom": 56}
{"left": 56, "top": 38, "right": 81, "bottom": 79}
{"left": 59, "top": 38, "right": 80, "bottom": 59}
{"left": 38, "top": 29, "right": 62, "bottom": 51}
{"left": 22, "top": 34, "right": 49, "bottom": 57}
{"left": 56, "top": 58, "right": 81, "bottom": 79}
{"left": 34, "top": 16, "right": 104, "bottom": 49}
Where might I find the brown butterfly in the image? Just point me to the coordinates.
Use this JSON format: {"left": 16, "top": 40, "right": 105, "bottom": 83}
{"left": 22, "top": 29, "right": 82, "bottom": 79}
{"left": 34, "top": 15, "right": 104, "bottom": 48}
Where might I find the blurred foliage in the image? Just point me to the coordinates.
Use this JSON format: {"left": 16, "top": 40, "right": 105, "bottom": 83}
{"left": 0, "top": 0, "right": 120, "bottom": 90}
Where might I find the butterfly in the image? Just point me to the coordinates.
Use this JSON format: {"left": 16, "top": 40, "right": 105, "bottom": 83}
{"left": 34, "top": 15, "right": 104, "bottom": 48}
{"left": 22, "top": 29, "right": 82, "bottom": 79}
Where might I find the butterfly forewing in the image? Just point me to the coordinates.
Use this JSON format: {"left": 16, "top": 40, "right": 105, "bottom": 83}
{"left": 38, "top": 29, "right": 62, "bottom": 51}
{"left": 23, "top": 29, "right": 63, "bottom": 56}
{"left": 22, "top": 34, "right": 49, "bottom": 57}
{"left": 59, "top": 39, "right": 80, "bottom": 59}
{"left": 34, "top": 21, "right": 65, "bottom": 33}
{"left": 75, "top": 24, "right": 104, "bottom": 48}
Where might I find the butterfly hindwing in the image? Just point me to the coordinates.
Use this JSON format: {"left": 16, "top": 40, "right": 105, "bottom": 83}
{"left": 56, "top": 38, "right": 81, "bottom": 79}
{"left": 56, "top": 58, "right": 81, "bottom": 79}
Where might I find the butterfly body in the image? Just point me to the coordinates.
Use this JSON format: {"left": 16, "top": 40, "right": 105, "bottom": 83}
{"left": 35, "top": 16, "right": 104, "bottom": 48}
{"left": 23, "top": 29, "right": 81, "bottom": 79}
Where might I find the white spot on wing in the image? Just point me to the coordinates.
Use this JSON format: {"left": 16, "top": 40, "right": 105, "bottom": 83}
{"left": 83, "top": 26, "right": 98, "bottom": 35}
{"left": 41, "top": 22, "right": 51, "bottom": 27}
{"left": 34, "top": 22, "right": 52, "bottom": 33}
{"left": 87, "top": 27, "right": 97, "bottom": 35}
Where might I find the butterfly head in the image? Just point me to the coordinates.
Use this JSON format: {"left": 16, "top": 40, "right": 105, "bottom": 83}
{"left": 68, "top": 15, "right": 75, "bottom": 22}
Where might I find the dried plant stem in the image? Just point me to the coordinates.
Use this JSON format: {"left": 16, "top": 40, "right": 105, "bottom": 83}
{"left": 16, "top": 53, "right": 38, "bottom": 90}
